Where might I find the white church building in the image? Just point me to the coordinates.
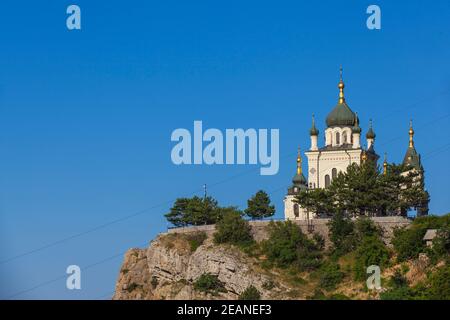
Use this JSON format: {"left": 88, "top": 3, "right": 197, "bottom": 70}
{"left": 284, "top": 69, "right": 424, "bottom": 220}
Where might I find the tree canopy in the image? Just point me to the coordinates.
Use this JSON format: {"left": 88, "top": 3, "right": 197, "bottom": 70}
{"left": 244, "top": 190, "right": 275, "bottom": 220}
{"left": 295, "top": 161, "right": 429, "bottom": 217}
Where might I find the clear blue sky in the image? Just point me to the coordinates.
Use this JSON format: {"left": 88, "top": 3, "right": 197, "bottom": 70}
{"left": 0, "top": 0, "right": 449, "bottom": 299}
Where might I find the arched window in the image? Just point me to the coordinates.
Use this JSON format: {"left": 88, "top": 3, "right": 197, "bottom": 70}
{"left": 325, "top": 174, "right": 331, "bottom": 188}
{"left": 342, "top": 132, "right": 347, "bottom": 144}
{"left": 335, "top": 132, "right": 340, "bottom": 145}
{"left": 332, "top": 168, "right": 337, "bottom": 180}
{"left": 293, "top": 204, "right": 299, "bottom": 217}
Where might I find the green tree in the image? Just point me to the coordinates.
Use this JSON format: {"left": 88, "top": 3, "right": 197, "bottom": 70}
{"left": 295, "top": 188, "right": 333, "bottom": 218}
{"left": 213, "top": 210, "right": 254, "bottom": 246}
{"left": 193, "top": 273, "right": 227, "bottom": 295}
{"left": 328, "top": 212, "right": 356, "bottom": 256}
{"left": 165, "top": 196, "right": 222, "bottom": 227}
{"left": 354, "top": 236, "right": 390, "bottom": 281}
{"left": 317, "top": 261, "right": 344, "bottom": 290}
{"left": 244, "top": 190, "right": 275, "bottom": 220}
{"left": 164, "top": 198, "right": 191, "bottom": 227}
{"left": 262, "top": 221, "right": 323, "bottom": 270}
{"left": 295, "top": 162, "right": 430, "bottom": 218}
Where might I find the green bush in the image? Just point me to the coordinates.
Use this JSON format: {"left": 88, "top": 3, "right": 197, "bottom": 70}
{"left": 393, "top": 214, "right": 450, "bottom": 262}
{"left": 193, "top": 273, "right": 227, "bottom": 295}
{"left": 185, "top": 232, "right": 207, "bottom": 252}
{"left": 427, "top": 264, "right": 450, "bottom": 300}
{"left": 262, "top": 221, "right": 323, "bottom": 270}
{"left": 354, "top": 236, "right": 390, "bottom": 281}
{"left": 239, "top": 285, "right": 261, "bottom": 300}
{"left": 317, "top": 261, "right": 344, "bottom": 290}
{"left": 213, "top": 211, "right": 254, "bottom": 246}
{"left": 392, "top": 227, "right": 427, "bottom": 262}
{"left": 328, "top": 212, "right": 356, "bottom": 256}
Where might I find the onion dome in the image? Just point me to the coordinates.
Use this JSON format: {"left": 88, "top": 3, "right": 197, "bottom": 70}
{"left": 366, "top": 119, "right": 376, "bottom": 139}
{"left": 292, "top": 147, "right": 307, "bottom": 187}
{"left": 352, "top": 113, "right": 361, "bottom": 133}
{"left": 403, "top": 120, "right": 422, "bottom": 170}
{"left": 310, "top": 114, "right": 319, "bottom": 136}
{"left": 326, "top": 67, "right": 357, "bottom": 127}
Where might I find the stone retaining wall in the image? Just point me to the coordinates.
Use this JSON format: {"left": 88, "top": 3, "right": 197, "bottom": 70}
{"left": 166, "top": 216, "right": 411, "bottom": 246}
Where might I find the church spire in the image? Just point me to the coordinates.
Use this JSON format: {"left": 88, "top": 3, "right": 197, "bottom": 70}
{"left": 297, "top": 146, "right": 302, "bottom": 175}
{"left": 338, "top": 65, "right": 345, "bottom": 104}
{"left": 310, "top": 113, "right": 319, "bottom": 136}
{"left": 409, "top": 119, "right": 415, "bottom": 148}
{"left": 383, "top": 153, "right": 388, "bottom": 175}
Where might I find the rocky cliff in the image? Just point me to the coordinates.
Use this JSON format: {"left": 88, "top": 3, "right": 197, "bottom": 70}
{"left": 113, "top": 233, "right": 292, "bottom": 300}
{"left": 113, "top": 217, "right": 413, "bottom": 300}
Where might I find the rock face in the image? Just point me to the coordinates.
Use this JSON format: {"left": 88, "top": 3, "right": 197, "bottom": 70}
{"left": 113, "top": 234, "right": 283, "bottom": 300}
{"left": 113, "top": 217, "right": 412, "bottom": 300}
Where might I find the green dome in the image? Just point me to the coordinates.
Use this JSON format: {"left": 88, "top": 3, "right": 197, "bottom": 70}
{"left": 403, "top": 146, "right": 421, "bottom": 170}
{"left": 366, "top": 126, "right": 376, "bottom": 139}
{"left": 352, "top": 125, "right": 361, "bottom": 133}
{"left": 310, "top": 124, "right": 319, "bottom": 136}
{"left": 326, "top": 102, "right": 357, "bottom": 127}
{"left": 292, "top": 173, "right": 307, "bottom": 187}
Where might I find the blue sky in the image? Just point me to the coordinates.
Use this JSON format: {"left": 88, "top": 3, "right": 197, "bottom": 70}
{"left": 0, "top": 0, "right": 449, "bottom": 299}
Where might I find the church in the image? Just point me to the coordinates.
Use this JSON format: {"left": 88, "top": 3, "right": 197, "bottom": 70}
{"left": 284, "top": 68, "right": 426, "bottom": 220}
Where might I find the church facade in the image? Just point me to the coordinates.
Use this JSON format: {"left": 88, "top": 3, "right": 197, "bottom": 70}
{"left": 284, "top": 69, "right": 426, "bottom": 220}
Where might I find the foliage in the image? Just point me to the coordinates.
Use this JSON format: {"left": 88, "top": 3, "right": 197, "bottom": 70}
{"left": 427, "top": 264, "right": 450, "bottom": 300}
{"left": 316, "top": 261, "right": 344, "bottom": 290}
{"left": 392, "top": 214, "right": 449, "bottom": 262}
{"left": 295, "top": 188, "right": 333, "bottom": 217}
{"left": 328, "top": 212, "right": 356, "bottom": 256}
{"left": 381, "top": 264, "right": 450, "bottom": 300}
{"left": 165, "top": 196, "right": 221, "bottom": 227}
{"left": 296, "top": 162, "right": 430, "bottom": 217}
{"left": 244, "top": 190, "right": 275, "bottom": 219}
{"left": 213, "top": 210, "right": 254, "bottom": 246}
{"left": 354, "top": 236, "right": 390, "bottom": 281}
{"left": 262, "top": 221, "right": 323, "bottom": 271}
{"left": 193, "top": 273, "right": 227, "bottom": 295}
{"left": 238, "top": 285, "right": 261, "bottom": 300}
{"left": 185, "top": 232, "right": 207, "bottom": 252}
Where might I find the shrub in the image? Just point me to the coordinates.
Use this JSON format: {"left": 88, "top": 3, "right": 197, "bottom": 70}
{"left": 185, "top": 232, "right": 207, "bottom": 252}
{"left": 392, "top": 227, "right": 427, "bottom": 262}
{"left": 213, "top": 211, "right": 254, "bottom": 247}
{"left": 317, "top": 261, "right": 344, "bottom": 290}
{"left": 354, "top": 217, "right": 383, "bottom": 240}
{"left": 193, "top": 273, "right": 227, "bottom": 295}
{"left": 393, "top": 214, "right": 450, "bottom": 262}
{"left": 239, "top": 285, "right": 261, "bottom": 300}
{"left": 427, "top": 264, "right": 450, "bottom": 300}
{"left": 126, "top": 282, "right": 141, "bottom": 293}
{"left": 354, "top": 236, "right": 390, "bottom": 281}
{"left": 328, "top": 212, "right": 356, "bottom": 256}
{"left": 262, "top": 221, "right": 322, "bottom": 270}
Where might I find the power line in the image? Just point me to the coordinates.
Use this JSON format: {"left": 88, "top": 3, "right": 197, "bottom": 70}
{"left": 5, "top": 140, "right": 449, "bottom": 300}
{"left": 1, "top": 98, "right": 448, "bottom": 266}
{"left": 4, "top": 242, "right": 148, "bottom": 299}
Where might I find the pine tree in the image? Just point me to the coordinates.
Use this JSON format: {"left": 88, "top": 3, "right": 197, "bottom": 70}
{"left": 244, "top": 190, "right": 275, "bottom": 220}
